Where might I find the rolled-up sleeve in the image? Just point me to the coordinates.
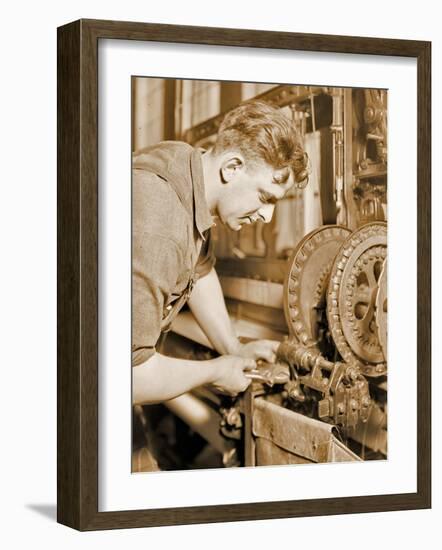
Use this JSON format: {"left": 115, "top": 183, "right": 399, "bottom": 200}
{"left": 132, "top": 233, "right": 183, "bottom": 366}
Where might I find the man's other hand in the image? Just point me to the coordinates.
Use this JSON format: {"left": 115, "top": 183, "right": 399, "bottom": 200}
{"left": 234, "top": 339, "right": 279, "bottom": 363}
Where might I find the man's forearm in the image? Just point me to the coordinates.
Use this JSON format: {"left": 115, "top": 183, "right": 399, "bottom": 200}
{"left": 132, "top": 353, "right": 218, "bottom": 405}
{"left": 133, "top": 352, "right": 254, "bottom": 405}
{"left": 187, "top": 267, "right": 240, "bottom": 355}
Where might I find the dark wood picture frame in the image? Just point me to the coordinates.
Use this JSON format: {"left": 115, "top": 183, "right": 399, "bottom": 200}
{"left": 57, "top": 18, "right": 431, "bottom": 531}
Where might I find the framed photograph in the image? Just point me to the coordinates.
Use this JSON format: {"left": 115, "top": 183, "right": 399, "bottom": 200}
{"left": 57, "top": 19, "right": 431, "bottom": 530}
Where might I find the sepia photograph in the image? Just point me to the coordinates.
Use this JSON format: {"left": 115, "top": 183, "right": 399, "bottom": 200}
{"left": 131, "top": 77, "right": 388, "bottom": 473}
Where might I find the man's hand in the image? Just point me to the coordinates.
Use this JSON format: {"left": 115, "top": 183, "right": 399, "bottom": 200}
{"left": 233, "top": 339, "right": 280, "bottom": 363}
{"left": 211, "top": 355, "right": 256, "bottom": 396}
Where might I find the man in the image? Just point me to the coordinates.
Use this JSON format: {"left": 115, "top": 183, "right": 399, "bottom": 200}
{"left": 132, "top": 101, "right": 308, "bottom": 407}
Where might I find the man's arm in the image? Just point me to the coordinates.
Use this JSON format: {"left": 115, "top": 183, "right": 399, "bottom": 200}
{"left": 133, "top": 353, "right": 255, "bottom": 405}
{"left": 187, "top": 267, "right": 279, "bottom": 361}
{"left": 187, "top": 267, "right": 238, "bottom": 355}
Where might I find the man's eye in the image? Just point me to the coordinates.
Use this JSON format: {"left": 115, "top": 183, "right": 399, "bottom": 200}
{"left": 259, "top": 193, "right": 268, "bottom": 203}
{"left": 259, "top": 192, "right": 275, "bottom": 204}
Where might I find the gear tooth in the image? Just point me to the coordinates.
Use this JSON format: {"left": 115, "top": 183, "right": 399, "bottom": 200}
{"left": 289, "top": 279, "right": 298, "bottom": 292}
{"left": 300, "top": 332, "right": 309, "bottom": 344}
{"left": 290, "top": 307, "right": 299, "bottom": 318}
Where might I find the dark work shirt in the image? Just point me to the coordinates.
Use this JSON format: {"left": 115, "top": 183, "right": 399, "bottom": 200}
{"left": 132, "top": 141, "right": 214, "bottom": 366}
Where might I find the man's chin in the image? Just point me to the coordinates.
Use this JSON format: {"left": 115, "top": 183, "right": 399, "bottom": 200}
{"left": 221, "top": 217, "right": 242, "bottom": 231}
{"left": 228, "top": 220, "right": 242, "bottom": 231}
{"left": 215, "top": 210, "right": 242, "bottom": 231}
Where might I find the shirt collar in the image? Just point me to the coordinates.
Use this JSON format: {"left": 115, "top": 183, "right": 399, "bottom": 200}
{"left": 190, "top": 148, "right": 214, "bottom": 240}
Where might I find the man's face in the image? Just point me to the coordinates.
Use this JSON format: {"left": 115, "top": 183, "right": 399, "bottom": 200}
{"left": 216, "top": 157, "right": 294, "bottom": 231}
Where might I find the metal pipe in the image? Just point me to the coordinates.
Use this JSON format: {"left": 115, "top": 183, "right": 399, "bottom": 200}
{"left": 330, "top": 88, "right": 346, "bottom": 225}
{"left": 165, "top": 393, "right": 233, "bottom": 456}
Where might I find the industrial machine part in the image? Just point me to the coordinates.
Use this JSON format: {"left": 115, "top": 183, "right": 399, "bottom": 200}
{"left": 283, "top": 225, "right": 351, "bottom": 355}
{"left": 267, "top": 221, "right": 388, "bottom": 440}
{"left": 355, "top": 89, "right": 387, "bottom": 175}
{"left": 244, "top": 361, "right": 290, "bottom": 387}
{"left": 276, "top": 340, "right": 371, "bottom": 429}
{"left": 327, "top": 222, "right": 387, "bottom": 377}
{"left": 375, "top": 258, "right": 388, "bottom": 361}
{"left": 252, "top": 398, "right": 361, "bottom": 465}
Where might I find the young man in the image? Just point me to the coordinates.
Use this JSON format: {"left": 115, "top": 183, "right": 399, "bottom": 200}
{"left": 132, "top": 101, "right": 308, "bottom": 406}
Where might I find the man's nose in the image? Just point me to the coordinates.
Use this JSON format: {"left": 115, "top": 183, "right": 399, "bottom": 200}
{"left": 258, "top": 204, "right": 275, "bottom": 223}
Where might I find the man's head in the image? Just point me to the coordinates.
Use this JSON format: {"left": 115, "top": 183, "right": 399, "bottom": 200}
{"left": 208, "top": 101, "right": 308, "bottom": 231}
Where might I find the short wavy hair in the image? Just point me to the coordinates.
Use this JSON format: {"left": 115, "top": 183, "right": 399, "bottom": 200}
{"left": 213, "top": 100, "right": 309, "bottom": 186}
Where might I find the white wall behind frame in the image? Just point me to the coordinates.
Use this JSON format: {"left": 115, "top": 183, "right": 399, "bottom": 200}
{"left": 0, "top": 0, "right": 439, "bottom": 549}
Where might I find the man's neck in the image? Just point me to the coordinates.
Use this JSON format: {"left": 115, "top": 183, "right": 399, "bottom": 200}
{"left": 201, "top": 149, "right": 220, "bottom": 214}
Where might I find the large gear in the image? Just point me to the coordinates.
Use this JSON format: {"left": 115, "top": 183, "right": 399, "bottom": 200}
{"left": 284, "top": 225, "right": 351, "bottom": 354}
{"left": 327, "top": 222, "right": 387, "bottom": 377}
{"left": 375, "top": 259, "right": 388, "bottom": 361}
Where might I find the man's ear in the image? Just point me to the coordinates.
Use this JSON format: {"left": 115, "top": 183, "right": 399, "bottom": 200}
{"left": 220, "top": 155, "right": 244, "bottom": 183}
